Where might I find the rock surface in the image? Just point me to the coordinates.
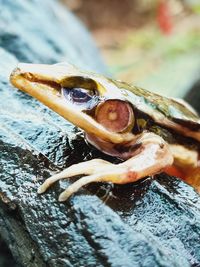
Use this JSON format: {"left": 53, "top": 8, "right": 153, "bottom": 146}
{"left": 0, "top": 0, "right": 200, "bottom": 267}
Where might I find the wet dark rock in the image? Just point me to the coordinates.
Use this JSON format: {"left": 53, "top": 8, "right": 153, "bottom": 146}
{"left": 0, "top": 0, "right": 199, "bottom": 267}
{"left": 0, "top": 239, "right": 20, "bottom": 267}
{"left": 0, "top": 0, "right": 107, "bottom": 73}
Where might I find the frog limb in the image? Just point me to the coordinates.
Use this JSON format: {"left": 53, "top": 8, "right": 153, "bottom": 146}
{"left": 38, "top": 159, "right": 113, "bottom": 194}
{"left": 44, "top": 133, "right": 173, "bottom": 201}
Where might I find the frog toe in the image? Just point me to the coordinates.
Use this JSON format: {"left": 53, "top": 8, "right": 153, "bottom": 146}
{"left": 38, "top": 158, "right": 113, "bottom": 194}
{"left": 58, "top": 169, "right": 126, "bottom": 202}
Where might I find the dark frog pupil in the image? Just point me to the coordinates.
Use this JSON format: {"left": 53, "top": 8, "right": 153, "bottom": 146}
{"left": 62, "top": 87, "right": 94, "bottom": 104}
{"left": 71, "top": 88, "right": 92, "bottom": 102}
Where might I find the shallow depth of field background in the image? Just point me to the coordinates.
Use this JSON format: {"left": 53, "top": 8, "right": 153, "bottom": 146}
{"left": 62, "top": 0, "right": 200, "bottom": 98}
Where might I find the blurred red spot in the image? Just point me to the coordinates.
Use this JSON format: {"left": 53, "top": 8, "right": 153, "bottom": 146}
{"left": 157, "top": 0, "right": 173, "bottom": 34}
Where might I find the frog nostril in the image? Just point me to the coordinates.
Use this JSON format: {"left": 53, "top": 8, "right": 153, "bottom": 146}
{"left": 95, "top": 100, "right": 134, "bottom": 133}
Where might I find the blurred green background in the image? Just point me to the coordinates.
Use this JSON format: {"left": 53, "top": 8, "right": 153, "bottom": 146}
{"left": 62, "top": 0, "right": 200, "bottom": 99}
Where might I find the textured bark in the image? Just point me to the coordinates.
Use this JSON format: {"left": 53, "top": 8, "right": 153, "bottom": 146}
{"left": 0, "top": 0, "right": 200, "bottom": 267}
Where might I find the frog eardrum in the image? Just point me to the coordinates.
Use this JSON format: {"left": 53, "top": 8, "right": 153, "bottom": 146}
{"left": 95, "top": 100, "right": 134, "bottom": 133}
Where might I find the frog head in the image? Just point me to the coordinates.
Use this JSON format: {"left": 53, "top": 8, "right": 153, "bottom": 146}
{"left": 10, "top": 62, "right": 136, "bottom": 147}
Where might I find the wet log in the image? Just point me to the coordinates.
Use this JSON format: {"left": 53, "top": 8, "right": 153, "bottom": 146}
{"left": 0, "top": 1, "right": 200, "bottom": 267}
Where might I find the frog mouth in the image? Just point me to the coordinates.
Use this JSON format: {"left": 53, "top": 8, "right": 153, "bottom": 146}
{"left": 10, "top": 63, "right": 134, "bottom": 144}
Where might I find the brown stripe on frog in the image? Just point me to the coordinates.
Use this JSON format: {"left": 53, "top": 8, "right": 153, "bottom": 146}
{"left": 112, "top": 79, "right": 200, "bottom": 133}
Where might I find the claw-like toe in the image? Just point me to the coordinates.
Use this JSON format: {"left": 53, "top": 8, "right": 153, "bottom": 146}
{"left": 58, "top": 174, "right": 101, "bottom": 201}
{"left": 37, "top": 173, "right": 62, "bottom": 194}
{"left": 37, "top": 158, "right": 113, "bottom": 195}
{"left": 59, "top": 187, "right": 75, "bottom": 202}
{"left": 37, "top": 184, "right": 46, "bottom": 194}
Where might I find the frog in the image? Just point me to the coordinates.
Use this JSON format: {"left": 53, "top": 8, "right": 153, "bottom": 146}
{"left": 10, "top": 62, "right": 200, "bottom": 201}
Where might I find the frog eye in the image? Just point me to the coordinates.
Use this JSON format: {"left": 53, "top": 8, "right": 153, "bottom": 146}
{"left": 62, "top": 87, "right": 96, "bottom": 104}
{"left": 95, "top": 100, "right": 134, "bottom": 133}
